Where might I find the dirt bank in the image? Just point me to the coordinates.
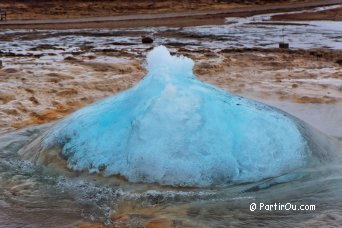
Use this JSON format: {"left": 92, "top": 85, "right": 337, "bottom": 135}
{"left": 0, "top": 0, "right": 315, "bottom": 20}
{"left": 272, "top": 5, "right": 342, "bottom": 21}
{"left": 0, "top": 0, "right": 341, "bottom": 29}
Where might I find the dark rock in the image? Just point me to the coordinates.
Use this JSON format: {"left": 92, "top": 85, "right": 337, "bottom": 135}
{"left": 310, "top": 51, "right": 323, "bottom": 58}
{"left": 64, "top": 56, "right": 78, "bottom": 61}
{"left": 29, "top": 96, "right": 39, "bottom": 105}
{"left": 4, "top": 68, "right": 18, "bottom": 73}
{"left": 142, "top": 36, "right": 153, "bottom": 44}
{"left": 279, "top": 42, "right": 289, "bottom": 49}
{"left": 30, "top": 44, "right": 61, "bottom": 51}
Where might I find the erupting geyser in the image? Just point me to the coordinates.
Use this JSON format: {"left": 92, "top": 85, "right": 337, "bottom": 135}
{"left": 20, "top": 46, "right": 335, "bottom": 187}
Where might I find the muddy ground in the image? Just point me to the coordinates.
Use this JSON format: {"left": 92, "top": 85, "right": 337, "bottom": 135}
{"left": 1, "top": 41, "right": 341, "bottom": 133}
{"left": 1, "top": 37, "right": 341, "bottom": 228}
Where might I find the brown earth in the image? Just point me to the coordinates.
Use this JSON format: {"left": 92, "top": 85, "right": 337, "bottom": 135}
{"left": 272, "top": 6, "right": 342, "bottom": 21}
{"left": 0, "top": 0, "right": 314, "bottom": 20}
{"left": 0, "top": 0, "right": 341, "bottom": 29}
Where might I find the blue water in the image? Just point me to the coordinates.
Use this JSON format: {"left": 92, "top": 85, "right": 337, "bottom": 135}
{"left": 33, "top": 46, "right": 315, "bottom": 187}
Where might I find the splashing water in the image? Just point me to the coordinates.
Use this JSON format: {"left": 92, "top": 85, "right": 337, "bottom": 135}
{"left": 18, "top": 46, "right": 326, "bottom": 187}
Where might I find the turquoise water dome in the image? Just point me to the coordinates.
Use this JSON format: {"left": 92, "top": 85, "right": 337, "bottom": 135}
{"left": 37, "top": 46, "right": 311, "bottom": 187}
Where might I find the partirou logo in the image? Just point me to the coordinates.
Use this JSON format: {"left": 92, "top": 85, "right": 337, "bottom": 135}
{"left": 250, "top": 203, "right": 316, "bottom": 212}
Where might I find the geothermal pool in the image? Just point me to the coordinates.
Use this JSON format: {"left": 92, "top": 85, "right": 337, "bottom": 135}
{"left": 23, "top": 46, "right": 314, "bottom": 187}
{"left": 0, "top": 46, "right": 341, "bottom": 227}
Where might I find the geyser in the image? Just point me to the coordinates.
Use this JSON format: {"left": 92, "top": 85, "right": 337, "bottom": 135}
{"left": 21, "top": 46, "right": 327, "bottom": 187}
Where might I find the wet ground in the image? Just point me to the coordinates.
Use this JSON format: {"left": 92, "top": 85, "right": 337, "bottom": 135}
{"left": 1, "top": 6, "right": 341, "bottom": 135}
{"left": 0, "top": 4, "right": 341, "bottom": 227}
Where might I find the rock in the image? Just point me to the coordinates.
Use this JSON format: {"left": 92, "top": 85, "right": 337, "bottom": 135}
{"left": 64, "top": 56, "right": 78, "bottom": 61}
{"left": 29, "top": 96, "right": 39, "bottom": 105}
{"left": 310, "top": 51, "right": 323, "bottom": 58}
{"left": 4, "top": 68, "right": 18, "bottom": 73}
{"left": 30, "top": 44, "right": 59, "bottom": 51}
{"left": 279, "top": 42, "right": 289, "bottom": 49}
{"left": 142, "top": 36, "right": 153, "bottom": 44}
{"left": 335, "top": 59, "right": 342, "bottom": 66}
